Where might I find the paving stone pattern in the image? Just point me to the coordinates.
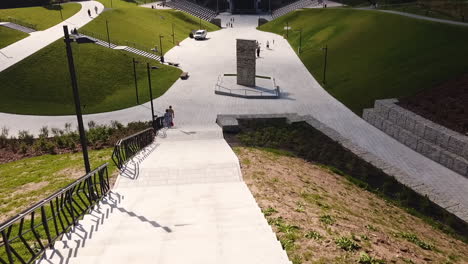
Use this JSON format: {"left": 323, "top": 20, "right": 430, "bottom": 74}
{"left": 363, "top": 99, "right": 468, "bottom": 178}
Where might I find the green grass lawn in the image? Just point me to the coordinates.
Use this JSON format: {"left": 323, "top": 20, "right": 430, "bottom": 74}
{"left": 0, "top": 40, "right": 181, "bottom": 115}
{"left": 259, "top": 8, "right": 468, "bottom": 114}
{"left": 382, "top": 3, "right": 468, "bottom": 22}
{"left": 0, "top": 148, "right": 116, "bottom": 221}
{"left": 81, "top": 7, "right": 219, "bottom": 53}
{"left": 96, "top": 0, "right": 146, "bottom": 8}
{"left": 0, "top": 3, "right": 81, "bottom": 30}
{"left": 0, "top": 26, "right": 28, "bottom": 49}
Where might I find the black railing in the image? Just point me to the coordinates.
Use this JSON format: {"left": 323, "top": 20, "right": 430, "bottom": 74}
{"left": 0, "top": 17, "right": 37, "bottom": 31}
{"left": 111, "top": 128, "right": 155, "bottom": 170}
{"left": 0, "top": 163, "right": 110, "bottom": 264}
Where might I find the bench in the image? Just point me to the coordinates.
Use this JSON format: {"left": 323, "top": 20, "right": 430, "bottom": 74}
{"left": 180, "top": 72, "right": 189, "bottom": 80}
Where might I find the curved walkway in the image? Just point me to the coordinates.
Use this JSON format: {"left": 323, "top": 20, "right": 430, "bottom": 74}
{"left": 359, "top": 7, "right": 468, "bottom": 27}
{"left": 0, "top": 14, "right": 467, "bottom": 223}
{"left": 0, "top": 1, "right": 104, "bottom": 72}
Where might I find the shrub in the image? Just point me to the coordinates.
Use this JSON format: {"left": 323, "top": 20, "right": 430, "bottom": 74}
{"left": 39, "top": 126, "right": 49, "bottom": 138}
{"left": 0, "top": 126, "right": 8, "bottom": 148}
{"left": 398, "top": 232, "right": 434, "bottom": 250}
{"left": 8, "top": 137, "right": 19, "bottom": 153}
{"left": 358, "top": 252, "right": 385, "bottom": 264}
{"left": 51, "top": 127, "right": 64, "bottom": 137}
{"left": 335, "top": 236, "right": 361, "bottom": 251}
{"left": 33, "top": 137, "right": 56, "bottom": 154}
{"left": 304, "top": 230, "right": 322, "bottom": 240}
{"left": 87, "top": 125, "right": 111, "bottom": 146}
{"left": 88, "top": 120, "right": 97, "bottom": 129}
{"left": 18, "top": 130, "right": 34, "bottom": 145}
{"left": 319, "top": 215, "right": 335, "bottom": 225}
{"left": 19, "top": 142, "right": 29, "bottom": 154}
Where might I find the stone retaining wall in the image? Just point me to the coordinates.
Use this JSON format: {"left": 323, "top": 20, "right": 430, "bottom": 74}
{"left": 363, "top": 99, "right": 468, "bottom": 178}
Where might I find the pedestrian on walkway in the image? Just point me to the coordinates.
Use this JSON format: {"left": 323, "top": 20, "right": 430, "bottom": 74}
{"left": 168, "top": 105, "right": 175, "bottom": 126}
{"left": 164, "top": 109, "right": 173, "bottom": 128}
{"left": 87, "top": 9, "right": 91, "bottom": 17}
{"left": 266, "top": 40, "right": 269, "bottom": 49}
{"left": 257, "top": 47, "right": 260, "bottom": 57}
{"left": 273, "top": 39, "right": 275, "bottom": 45}
{"left": 94, "top": 6, "right": 98, "bottom": 14}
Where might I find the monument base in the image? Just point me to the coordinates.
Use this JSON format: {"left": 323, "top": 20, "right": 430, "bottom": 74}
{"left": 215, "top": 74, "right": 280, "bottom": 99}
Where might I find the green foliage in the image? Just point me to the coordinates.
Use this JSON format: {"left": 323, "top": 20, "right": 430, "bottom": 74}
{"left": 32, "top": 137, "right": 56, "bottom": 154}
{"left": 304, "top": 230, "right": 322, "bottom": 240}
{"left": 358, "top": 252, "right": 386, "bottom": 264}
{"left": 397, "top": 232, "right": 434, "bottom": 250}
{"left": 335, "top": 236, "right": 361, "bottom": 251}
{"left": 259, "top": 9, "right": 468, "bottom": 114}
{"left": 0, "top": 39, "right": 181, "bottom": 115}
{"left": 319, "top": 214, "right": 335, "bottom": 225}
{"left": 262, "top": 207, "right": 278, "bottom": 216}
{"left": 17, "top": 130, "right": 33, "bottom": 145}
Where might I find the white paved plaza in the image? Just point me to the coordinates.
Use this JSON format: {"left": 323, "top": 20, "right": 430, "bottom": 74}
{"left": 0, "top": 13, "right": 467, "bottom": 223}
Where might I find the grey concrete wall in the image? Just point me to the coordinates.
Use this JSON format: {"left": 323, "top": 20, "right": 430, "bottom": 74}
{"left": 236, "top": 39, "right": 256, "bottom": 87}
{"left": 363, "top": 99, "right": 468, "bottom": 178}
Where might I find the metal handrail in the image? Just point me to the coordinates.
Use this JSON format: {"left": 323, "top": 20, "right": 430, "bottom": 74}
{"left": 111, "top": 128, "right": 155, "bottom": 170}
{"left": 0, "top": 163, "right": 110, "bottom": 264}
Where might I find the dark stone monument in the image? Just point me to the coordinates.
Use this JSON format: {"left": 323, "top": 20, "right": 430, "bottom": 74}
{"left": 236, "top": 39, "right": 256, "bottom": 87}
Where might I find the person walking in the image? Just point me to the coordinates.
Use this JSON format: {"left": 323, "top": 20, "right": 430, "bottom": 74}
{"left": 168, "top": 105, "right": 175, "bottom": 126}
{"left": 266, "top": 40, "right": 269, "bottom": 49}
{"left": 163, "top": 109, "right": 173, "bottom": 128}
{"left": 87, "top": 9, "right": 91, "bottom": 17}
{"left": 94, "top": 6, "right": 98, "bottom": 14}
{"left": 257, "top": 47, "right": 260, "bottom": 58}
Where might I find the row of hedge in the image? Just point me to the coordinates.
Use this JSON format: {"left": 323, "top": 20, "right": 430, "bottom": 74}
{"left": 232, "top": 118, "right": 468, "bottom": 242}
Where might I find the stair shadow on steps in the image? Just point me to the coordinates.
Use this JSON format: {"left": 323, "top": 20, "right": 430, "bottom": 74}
{"left": 41, "top": 191, "right": 173, "bottom": 264}
{"left": 40, "top": 192, "right": 124, "bottom": 264}
{"left": 119, "top": 142, "right": 160, "bottom": 180}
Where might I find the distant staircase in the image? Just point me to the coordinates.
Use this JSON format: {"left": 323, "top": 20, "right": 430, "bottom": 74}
{"left": 74, "top": 33, "right": 161, "bottom": 61}
{"left": 38, "top": 125, "right": 292, "bottom": 264}
{"left": 166, "top": 0, "right": 217, "bottom": 21}
{"left": 272, "top": 0, "right": 319, "bottom": 19}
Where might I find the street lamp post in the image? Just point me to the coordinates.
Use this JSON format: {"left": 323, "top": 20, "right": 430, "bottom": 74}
{"left": 146, "top": 63, "right": 159, "bottom": 128}
{"left": 269, "top": 0, "right": 271, "bottom": 15}
{"left": 199, "top": 18, "right": 202, "bottom": 29}
{"left": 106, "top": 20, "right": 111, "bottom": 48}
{"left": 111, "top": 0, "right": 113, "bottom": 8}
{"left": 172, "top": 23, "right": 175, "bottom": 44}
{"left": 132, "top": 58, "right": 140, "bottom": 104}
{"left": 286, "top": 21, "right": 289, "bottom": 39}
{"left": 59, "top": 4, "right": 64, "bottom": 21}
{"left": 63, "top": 25, "right": 91, "bottom": 173}
{"left": 159, "top": 35, "right": 164, "bottom": 63}
{"left": 322, "top": 45, "right": 328, "bottom": 85}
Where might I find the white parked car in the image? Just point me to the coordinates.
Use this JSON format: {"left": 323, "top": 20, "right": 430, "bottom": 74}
{"left": 194, "top": 30, "right": 207, "bottom": 40}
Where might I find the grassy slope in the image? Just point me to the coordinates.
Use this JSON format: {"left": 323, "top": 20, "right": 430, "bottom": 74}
{"left": 96, "top": 0, "right": 146, "bottom": 8}
{"left": 0, "top": 26, "right": 28, "bottom": 49}
{"left": 82, "top": 7, "right": 219, "bottom": 53}
{"left": 0, "top": 148, "right": 117, "bottom": 221}
{"left": 0, "top": 3, "right": 81, "bottom": 30}
{"left": 259, "top": 8, "right": 468, "bottom": 114}
{"left": 0, "top": 40, "right": 181, "bottom": 115}
{"left": 237, "top": 147, "right": 468, "bottom": 263}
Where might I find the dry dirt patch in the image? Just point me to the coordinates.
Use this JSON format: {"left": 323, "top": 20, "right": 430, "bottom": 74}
{"left": 237, "top": 147, "right": 468, "bottom": 264}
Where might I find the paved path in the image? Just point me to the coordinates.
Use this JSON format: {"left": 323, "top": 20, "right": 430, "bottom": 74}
{"left": 0, "top": 1, "right": 104, "bottom": 72}
{"left": 0, "top": 14, "right": 467, "bottom": 222}
{"left": 0, "top": 22, "right": 36, "bottom": 33}
{"left": 39, "top": 125, "right": 292, "bottom": 264}
{"left": 360, "top": 8, "right": 468, "bottom": 27}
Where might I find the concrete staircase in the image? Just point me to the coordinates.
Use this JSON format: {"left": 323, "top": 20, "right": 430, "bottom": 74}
{"left": 38, "top": 125, "right": 291, "bottom": 264}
